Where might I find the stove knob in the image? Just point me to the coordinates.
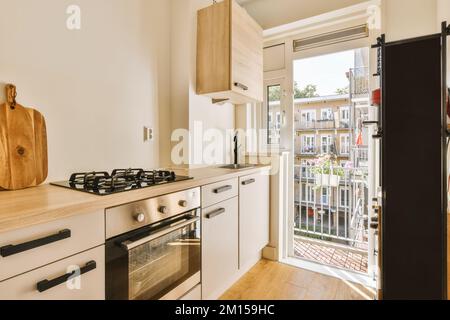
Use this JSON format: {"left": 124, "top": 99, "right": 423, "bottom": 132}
{"left": 179, "top": 200, "right": 188, "bottom": 208}
{"left": 134, "top": 213, "right": 145, "bottom": 223}
{"left": 158, "top": 206, "right": 168, "bottom": 214}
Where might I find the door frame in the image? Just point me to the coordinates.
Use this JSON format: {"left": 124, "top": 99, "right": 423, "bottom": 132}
{"left": 283, "top": 38, "right": 379, "bottom": 285}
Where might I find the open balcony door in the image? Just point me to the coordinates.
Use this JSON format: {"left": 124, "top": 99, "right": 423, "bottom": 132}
{"left": 376, "top": 27, "right": 448, "bottom": 300}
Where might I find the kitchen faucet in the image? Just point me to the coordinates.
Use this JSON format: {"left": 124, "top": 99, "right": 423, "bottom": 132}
{"left": 233, "top": 131, "right": 239, "bottom": 166}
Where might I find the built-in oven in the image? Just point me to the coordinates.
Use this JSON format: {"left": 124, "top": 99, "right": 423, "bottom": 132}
{"left": 105, "top": 188, "right": 201, "bottom": 300}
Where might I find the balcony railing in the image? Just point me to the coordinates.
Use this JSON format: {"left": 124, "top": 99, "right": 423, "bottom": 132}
{"left": 294, "top": 163, "right": 369, "bottom": 249}
{"left": 350, "top": 67, "right": 370, "bottom": 97}
{"left": 297, "top": 145, "right": 352, "bottom": 158}
{"left": 353, "top": 147, "right": 369, "bottom": 162}
{"left": 296, "top": 120, "right": 351, "bottom": 131}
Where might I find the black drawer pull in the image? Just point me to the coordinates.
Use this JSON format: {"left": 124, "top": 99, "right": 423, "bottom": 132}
{"left": 213, "top": 185, "right": 232, "bottom": 194}
{"left": 0, "top": 229, "right": 71, "bottom": 258}
{"left": 206, "top": 208, "right": 225, "bottom": 219}
{"left": 242, "top": 179, "right": 256, "bottom": 186}
{"left": 234, "top": 82, "right": 249, "bottom": 91}
{"left": 37, "top": 260, "right": 97, "bottom": 293}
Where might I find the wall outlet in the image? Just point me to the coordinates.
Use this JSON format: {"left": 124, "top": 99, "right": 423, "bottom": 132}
{"left": 144, "top": 127, "right": 153, "bottom": 142}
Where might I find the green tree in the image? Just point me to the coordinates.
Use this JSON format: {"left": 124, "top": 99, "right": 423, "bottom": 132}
{"left": 269, "top": 83, "right": 320, "bottom": 101}
{"left": 268, "top": 85, "right": 281, "bottom": 102}
{"left": 335, "top": 86, "right": 349, "bottom": 95}
{"left": 294, "top": 83, "right": 319, "bottom": 99}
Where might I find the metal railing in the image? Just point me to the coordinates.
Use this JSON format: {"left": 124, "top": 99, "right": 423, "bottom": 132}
{"left": 296, "top": 144, "right": 354, "bottom": 158}
{"left": 349, "top": 67, "right": 370, "bottom": 97}
{"left": 294, "top": 163, "right": 369, "bottom": 248}
{"left": 299, "top": 146, "right": 319, "bottom": 155}
{"left": 353, "top": 147, "right": 368, "bottom": 160}
{"left": 296, "top": 120, "right": 351, "bottom": 131}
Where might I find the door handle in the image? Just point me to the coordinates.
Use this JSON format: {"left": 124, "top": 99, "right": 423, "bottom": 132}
{"left": 234, "top": 82, "right": 249, "bottom": 91}
{"left": 370, "top": 222, "right": 379, "bottom": 230}
{"left": 241, "top": 179, "right": 256, "bottom": 186}
{"left": 121, "top": 216, "right": 200, "bottom": 251}
{"left": 206, "top": 208, "right": 225, "bottom": 219}
{"left": 213, "top": 185, "right": 232, "bottom": 194}
{"left": 36, "top": 261, "right": 96, "bottom": 293}
{"left": 0, "top": 229, "right": 71, "bottom": 258}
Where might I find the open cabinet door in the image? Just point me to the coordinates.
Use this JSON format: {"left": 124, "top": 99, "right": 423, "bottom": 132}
{"left": 376, "top": 31, "right": 447, "bottom": 300}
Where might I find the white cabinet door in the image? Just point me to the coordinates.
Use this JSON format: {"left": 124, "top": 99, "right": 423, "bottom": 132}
{"left": 239, "top": 172, "right": 270, "bottom": 270}
{"left": 202, "top": 198, "right": 239, "bottom": 300}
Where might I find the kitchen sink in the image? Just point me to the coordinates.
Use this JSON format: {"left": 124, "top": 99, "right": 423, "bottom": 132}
{"left": 219, "top": 164, "right": 256, "bottom": 170}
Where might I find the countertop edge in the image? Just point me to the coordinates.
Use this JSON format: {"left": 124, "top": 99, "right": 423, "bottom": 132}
{"left": 0, "top": 166, "right": 272, "bottom": 234}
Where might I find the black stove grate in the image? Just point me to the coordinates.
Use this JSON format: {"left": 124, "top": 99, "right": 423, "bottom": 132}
{"left": 52, "top": 169, "right": 192, "bottom": 196}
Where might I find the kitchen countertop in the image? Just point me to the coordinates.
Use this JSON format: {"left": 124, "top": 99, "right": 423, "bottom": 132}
{"left": 0, "top": 165, "right": 271, "bottom": 234}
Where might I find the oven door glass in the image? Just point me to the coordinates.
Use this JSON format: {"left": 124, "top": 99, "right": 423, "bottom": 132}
{"left": 125, "top": 214, "right": 200, "bottom": 300}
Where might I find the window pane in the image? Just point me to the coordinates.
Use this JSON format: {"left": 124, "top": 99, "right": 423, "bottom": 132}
{"left": 267, "top": 85, "right": 282, "bottom": 145}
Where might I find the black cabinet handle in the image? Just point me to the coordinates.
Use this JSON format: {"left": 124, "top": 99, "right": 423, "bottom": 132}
{"left": 37, "top": 261, "right": 97, "bottom": 293}
{"left": 213, "top": 185, "right": 232, "bottom": 194}
{"left": 242, "top": 179, "right": 256, "bottom": 186}
{"left": 206, "top": 208, "right": 225, "bottom": 219}
{"left": 0, "top": 229, "right": 71, "bottom": 258}
{"left": 234, "top": 82, "right": 249, "bottom": 91}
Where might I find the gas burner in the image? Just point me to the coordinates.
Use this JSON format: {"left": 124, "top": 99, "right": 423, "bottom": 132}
{"left": 69, "top": 171, "right": 111, "bottom": 189}
{"left": 52, "top": 169, "right": 192, "bottom": 196}
{"left": 138, "top": 170, "right": 176, "bottom": 185}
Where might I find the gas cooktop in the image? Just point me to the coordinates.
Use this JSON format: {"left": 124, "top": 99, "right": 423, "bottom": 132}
{"left": 51, "top": 169, "right": 192, "bottom": 196}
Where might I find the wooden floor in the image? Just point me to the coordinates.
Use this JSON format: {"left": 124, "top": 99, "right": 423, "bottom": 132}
{"left": 221, "top": 260, "right": 376, "bottom": 300}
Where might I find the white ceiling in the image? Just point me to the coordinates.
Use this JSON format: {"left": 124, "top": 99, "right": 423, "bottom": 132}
{"left": 237, "top": 0, "right": 368, "bottom": 30}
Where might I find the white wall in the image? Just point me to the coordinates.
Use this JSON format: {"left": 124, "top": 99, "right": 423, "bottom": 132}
{"left": 382, "top": 0, "right": 449, "bottom": 81}
{"left": 382, "top": 0, "right": 437, "bottom": 41}
{"left": 0, "top": 0, "right": 171, "bottom": 181}
{"left": 168, "top": 0, "right": 235, "bottom": 167}
{"left": 437, "top": 0, "right": 450, "bottom": 83}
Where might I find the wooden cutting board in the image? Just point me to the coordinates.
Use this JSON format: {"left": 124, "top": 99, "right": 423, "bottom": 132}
{"left": 0, "top": 85, "right": 48, "bottom": 190}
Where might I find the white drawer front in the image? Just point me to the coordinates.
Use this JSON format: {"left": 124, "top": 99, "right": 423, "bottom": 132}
{"left": 0, "top": 245, "right": 105, "bottom": 300}
{"left": 0, "top": 211, "right": 104, "bottom": 281}
{"left": 201, "top": 178, "right": 238, "bottom": 208}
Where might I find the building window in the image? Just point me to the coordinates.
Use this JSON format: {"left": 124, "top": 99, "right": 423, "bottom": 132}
{"left": 340, "top": 134, "right": 350, "bottom": 155}
{"left": 321, "top": 135, "right": 333, "bottom": 154}
{"left": 302, "top": 184, "right": 315, "bottom": 203}
{"left": 276, "top": 112, "right": 281, "bottom": 130}
{"left": 321, "top": 187, "right": 329, "bottom": 205}
{"left": 321, "top": 108, "right": 333, "bottom": 121}
{"left": 301, "top": 160, "right": 314, "bottom": 178}
{"left": 340, "top": 106, "right": 350, "bottom": 128}
{"left": 339, "top": 187, "right": 350, "bottom": 208}
{"left": 301, "top": 135, "right": 316, "bottom": 154}
{"left": 301, "top": 110, "right": 316, "bottom": 128}
{"left": 267, "top": 84, "right": 281, "bottom": 145}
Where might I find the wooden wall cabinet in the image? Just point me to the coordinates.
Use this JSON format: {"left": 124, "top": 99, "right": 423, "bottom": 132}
{"left": 196, "top": 0, "right": 263, "bottom": 104}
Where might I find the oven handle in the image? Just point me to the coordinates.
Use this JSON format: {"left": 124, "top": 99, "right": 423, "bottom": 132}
{"left": 121, "top": 216, "right": 200, "bottom": 251}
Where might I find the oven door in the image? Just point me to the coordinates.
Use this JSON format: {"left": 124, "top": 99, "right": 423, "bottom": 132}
{"left": 106, "top": 210, "right": 201, "bottom": 300}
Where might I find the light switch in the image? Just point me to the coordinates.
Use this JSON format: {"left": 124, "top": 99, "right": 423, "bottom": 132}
{"left": 144, "top": 127, "right": 153, "bottom": 142}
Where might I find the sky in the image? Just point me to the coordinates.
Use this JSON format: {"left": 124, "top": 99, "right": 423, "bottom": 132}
{"left": 294, "top": 49, "right": 355, "bottom": 96}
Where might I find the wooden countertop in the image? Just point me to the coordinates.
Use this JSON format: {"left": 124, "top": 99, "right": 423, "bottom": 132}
{"left": 0, "top": 165, "right": 271, "bottom": 234}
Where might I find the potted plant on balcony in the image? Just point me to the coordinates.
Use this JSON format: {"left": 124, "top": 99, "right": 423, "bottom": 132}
{"left": 312, "top": 154, "right": 344, "bottom": 187}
